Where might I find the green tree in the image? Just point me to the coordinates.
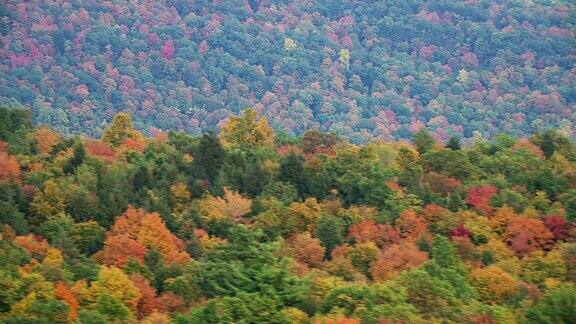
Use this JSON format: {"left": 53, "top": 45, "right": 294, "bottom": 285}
{"left": 315, "top": 215, "right": 345, "bottom": 258}
{"left": 30, "top": 180, "right": 66, "bottom": 227}
{"left": 525, "top": 284, "right": 576, "bottom": 324}
{"left": 413, "top": 129, "right": 435, "bottom": 155}
{"left": 64, "top": 141, "right": 86, "bottom": 174}
{"left": 539, "top": 130, "right": 557, "bottom": 159}
{"left": 445, "top": 136, "right": 461, "bottom": 150}
{"left": 95, "top": 294, "right": 132, "bottom": 321}
{"left": 177, "top": 292, "right": 291, "bottom": 324}
{"left": 0, "top": 106, "right": 32, "bottom": 141}
{"left": 193, "top": 226, "right": 308, "bottom": 307}
{"left": 278, "top": 153, "right": 309, "bottom": 197}
{"left": 196, "top": 131, "right": 225, "bottom": 185}
{"left": 70, "top": 221, "right": 105, "bottom": 255}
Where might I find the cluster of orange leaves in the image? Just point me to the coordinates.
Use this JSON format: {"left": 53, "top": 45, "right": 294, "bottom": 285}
{"left": 99, "top": 206, "right": 190, "bottom": 267}
{"left": 0, "top": 141, "right": 20, "bottom": 183}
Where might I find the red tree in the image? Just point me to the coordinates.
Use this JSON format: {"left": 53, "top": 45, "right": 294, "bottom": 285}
{"left": 162, "top": 39, "right": 175, "bottom": 59}
{"left": 466, "top": 185, "right": 498, "bottom": 215}
{"left": 505, "top": 218, "right": 553, "bottom": 256}
{"left": 544, "top": 215, "right": 573, "bottom": 241}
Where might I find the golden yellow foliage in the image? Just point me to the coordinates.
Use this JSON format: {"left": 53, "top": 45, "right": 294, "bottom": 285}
{"left": 283, "top": 307, "right": 308, "bottom": 324}
{"left": 140, "top": 312, "right": 171, "bottom": 324}
{"left": 43, "top": 247, "right": 63, "bottom": 267}
{"left": 170, "top": 182, "right": 191, "bottom": 218}
{"left": 219, "top": 108, "right": 274, "bottom": 149}
{"left": 522, "top": 249, "right": 567, "bottom": 286}
{"left": 197, "top": 188, "right": 252, "bottom": 223}
{"left": 482, "top": 238, "right": 522, "bottom": 276}
{"left": 30, "top": 180, "right": 65, "bottom": 222}
{"left": 91, "top": 266, "right": 141, "bottom": 311}
{"left": 470, "top": 266, "right": 518, "bottom": 303}
{"left": 307, "top": 275, "right": 347, "bottom": 311}
{"left": 102, "top": 112, "right": 142, "bottom": 147}
{"left": 490, "top": 206, "right": 518, "bottom": 234}
{"left": 288, "top": 198, "right": 323, "bottom": 233}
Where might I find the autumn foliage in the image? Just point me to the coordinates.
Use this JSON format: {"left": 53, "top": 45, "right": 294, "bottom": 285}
{"left": 103, "top": 206, "right": 190, "bottom": 265}
{"left": 0, "top": 110, "right": 575, "bottom": 323}
{"left": 466, "top": 185, "right": 498, "bottom": 215}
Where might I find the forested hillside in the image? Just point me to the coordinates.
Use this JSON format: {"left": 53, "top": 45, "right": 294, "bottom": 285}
{"left": 0, "top": 0, "right": 574, "bottom": 142}
{"left": 1, "top": 106, "right": 575, "bottom": 323}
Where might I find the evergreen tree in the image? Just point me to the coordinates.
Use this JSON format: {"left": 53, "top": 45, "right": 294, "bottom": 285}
{"left": 445, "top": 136, "right": 461, "bottom": 150}
{"left": 540, "top": 130, "right": 557, "bottom": 158}
{"left": 196, "top": 132, "right": 225, "bottom": 185}
{"left": 278, "top": 153, "right": 309, "bottom": 197}
{"left": 413, "top": 129, "right": 435, "bottom": 155}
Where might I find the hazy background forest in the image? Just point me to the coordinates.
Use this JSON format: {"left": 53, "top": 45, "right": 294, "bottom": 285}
{"left": 0, "top": 0, "right": 574, "bottom": 142}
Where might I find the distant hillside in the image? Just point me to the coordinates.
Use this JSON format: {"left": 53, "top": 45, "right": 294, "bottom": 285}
{"left": 0, "top": 0, "right": 574, "bottom": 142}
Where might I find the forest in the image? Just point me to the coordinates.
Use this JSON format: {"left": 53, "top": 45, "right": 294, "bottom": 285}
{"left": 0, "top": 0, "right": 575, "bottom": 142}
{"left": 0, "top": 106, "right": 575, "bottom": 323}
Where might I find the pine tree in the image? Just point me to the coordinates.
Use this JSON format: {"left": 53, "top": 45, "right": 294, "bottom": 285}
{"left": 413, "top": 129, "right": 435, "bottom": 155}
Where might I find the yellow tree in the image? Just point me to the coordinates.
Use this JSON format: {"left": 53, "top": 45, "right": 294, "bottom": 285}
{"left": 90, "top": 266, "right": 141, "bottom": 311}
{"left": 102, "top": 112, "right": 142, "bottom": 147}
{"left": 339, "top": 49, "right": 350, "bottom": 69}
{"left": 30, "top": 180, "right": 65, "bottom": 225}
{"left": 288, "top": 198, "right": 323, "bottom": 234}
{"left": 170, "top": 182, "right": 191, "bottom": 222}
{"left": 219, "top": 108, "right": 274, "bottom": 149}
{"left": 470, "top": 266, "right": 518, "bottom": 304}
{"left": 196, "top": 188, "right": 252, "bottom": 223}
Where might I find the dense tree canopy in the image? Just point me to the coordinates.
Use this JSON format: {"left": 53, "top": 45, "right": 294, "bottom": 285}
{"left": 0, "top": 109, "right": 575, "bottom": 322}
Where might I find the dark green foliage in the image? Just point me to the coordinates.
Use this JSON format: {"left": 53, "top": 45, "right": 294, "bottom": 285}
{"left": 315, "top": 214, "right": 345, "bottom": 258}
{"left": 0, "top": 106, "right": 32, "bottom": 142}
{"left": 259, "top": 181, "right": 299, "bottom": 206}
{"left": 95, "top": 294, "right": 131, "bottom": 321}
{"left": 0, "top": 240, "right": 30, "bottom": 269}
{"left": 539, "top": 130, "right": 557, "bottom": 159}
{"left": 64, "top": 141, "right": 86, "bottom": 174}
{"left": 0, "top": 183, "right": 29, "bottom": 235}
{"left": 217, "top": 150, "right": 272, "bottom": 196}
{"left": 562, "top": 190, "right": 576, "bottom": 222}
{"left": 177, "top": 293, "right": 291, "bottom": 324}
{"left": 27, "top": 298, "right": 69, "bottom": 323}
{"left": 195, "top": 132, "right": 225, "bottom": 186}
{"left": 424, "top": 150, "right": 478, "bottom": 180}
{"left": 414, "top": 129, "right": 435, "bottom": 155}
{"left": 320, "top": 283, "right": 419, "bottom": 322}
{"left": 70, "top": 222, "right": 105, "bottom": 255}
{"left": 446, "top": 137, "right": 461, "bottom": 150}
{"left": 78, "top": 309, "right": 109, "bottom": 324}
{"left": 278, "top": 153, "right": 309, "bottom": 197}
{"left": 193, "top": 226, "right": 308, "bottom": 307}
{"left": 525, "top": 284, "right": 576, "bottom": 324}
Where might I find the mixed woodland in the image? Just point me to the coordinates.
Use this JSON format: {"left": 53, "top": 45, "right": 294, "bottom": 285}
{"left": 0, "top": 106, "right": 575, "bottom": 323}
{"left": 0, "top": 0, "right": 575, "bottom": 142}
